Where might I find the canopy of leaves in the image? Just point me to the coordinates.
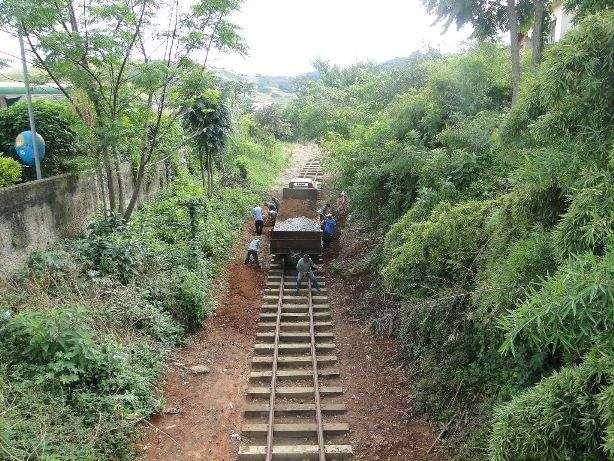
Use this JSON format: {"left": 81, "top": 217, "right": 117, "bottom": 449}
{"left": 285, "top": 9, "right": 613, "bottom": 458}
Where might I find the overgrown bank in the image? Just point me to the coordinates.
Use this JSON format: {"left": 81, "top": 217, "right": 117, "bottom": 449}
{"left": 0, "top": 115, "right": 287, "bottom": 460}
{"left": 284, "top": 9, "right": 613, "bottom": 460}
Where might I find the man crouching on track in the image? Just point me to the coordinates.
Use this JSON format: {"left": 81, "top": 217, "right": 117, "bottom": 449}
{"left": 245, "top": 237, "right": 261, "bottom": 267}
{"left": 295, "top": 254, "right": 322, "bottom": 296}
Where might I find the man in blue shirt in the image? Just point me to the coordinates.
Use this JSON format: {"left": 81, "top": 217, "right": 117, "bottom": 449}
{"left": 321, "top": 213, "right": 336, "bottom": 249}
{"left": 252, "top": 204, "right": 264, "bottom": 235}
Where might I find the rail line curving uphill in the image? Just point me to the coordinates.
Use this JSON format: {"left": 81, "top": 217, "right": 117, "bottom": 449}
{"left": 239, "top": 159, "right": 352, "bottom": 460}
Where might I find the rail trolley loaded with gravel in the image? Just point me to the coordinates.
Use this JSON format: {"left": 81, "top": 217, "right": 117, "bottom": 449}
{"left": 270, "top": 177, "right": 322, "bottom": 257}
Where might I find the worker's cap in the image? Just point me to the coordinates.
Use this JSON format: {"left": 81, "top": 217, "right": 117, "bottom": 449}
{"left": 341, "top": 191, "right": 347, "bottom": 196}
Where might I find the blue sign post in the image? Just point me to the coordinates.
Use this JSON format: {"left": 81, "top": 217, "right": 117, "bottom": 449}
{"left": 15, "top": 130, "right": 46, "bottom": 167}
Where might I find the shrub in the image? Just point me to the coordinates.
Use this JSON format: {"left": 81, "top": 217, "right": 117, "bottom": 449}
{"left": 499, "top": 249, "right": 614, "bottom": 362}
{"left": 553, "top": 169, "right": 614, "bottom": 258}
{"left": 145, "top": 265, "right": 214, "bottom": 333}
{"left": 0, "top": 306, "right": 164, "bottom": 459}
{"left": 0, "top": 155, "right": 22, "bottom": 187}
{"left": 383, "top": 200, "right": 494, "bottom": 295}
{"left": 78, "top": 215, "right": 141, "bottom": 283}
{"left": 475, "top": 229, "right": 557, "bottom": 318}
{"left": 0, "top": 99, "right": 91, "bottom": 176}
{"left": 98, "top": 291, "right": 184, "bottom": 345}
{"left": 489, "top": 350, "right": 612, "bottom": 461}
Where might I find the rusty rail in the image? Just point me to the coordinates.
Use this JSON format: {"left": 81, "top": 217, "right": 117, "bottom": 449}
{"left": 265, "top": 258, "right": 285, "bottom": 461}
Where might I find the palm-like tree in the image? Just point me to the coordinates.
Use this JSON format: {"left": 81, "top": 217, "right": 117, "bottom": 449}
{"left": 182, "top": 92, "right": 231, "bottom": 195}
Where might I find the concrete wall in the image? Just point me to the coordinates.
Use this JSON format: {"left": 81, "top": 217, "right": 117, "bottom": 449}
{"left": 0, "top": 160, "right": 169, "bottom": 274}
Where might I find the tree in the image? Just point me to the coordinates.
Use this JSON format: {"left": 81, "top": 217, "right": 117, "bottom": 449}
{"left": 422, "top": 0, "right": 536, "bottom": 102}
{"left": 182, "top": 90, "right": 231, "bottom": 195}
{"left": 0, "top": 0, "right": 244, "bottom": 220}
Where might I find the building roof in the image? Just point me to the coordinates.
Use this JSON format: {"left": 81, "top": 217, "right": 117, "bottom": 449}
{"left": 0, "top": 81, "right": 63, "bottom": 96}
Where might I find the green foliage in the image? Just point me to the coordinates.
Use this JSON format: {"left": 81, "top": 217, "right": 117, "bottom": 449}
{"left": 0, "top": 99, "right": 90, "bottom": 176}
{"left": 502, "top": 11, "right": 613, "bottom": 161}
{"left": 383, "top": 200, "right": 494, "bottom": 293}
{"left": 0, "top": 99, "right": 286, "bottom": 458}
{"left": 145, "top": 264, "right": 213, "bottom": 333}
{"left": 553, "top": 169, "right": 614, "bottom": 258}
{"left": 253, "top": 104, "right": 292, "bottom": 140}
{"left": 182, "top": 89, "right": 232, "bottom": 192}
{"left": 489, "top": 349, "right": 613, "bottom": 460}
{"left": 0, "top": 306, "right": 163, "bottom": 459}
{"left": 286, "top": 11, "right": 614, "bottom": 459}
{"left": 78, "top": 216, "right": 141, "bottom": 284}
{"left": 499, "top": 249, "right": 614, "bottom": 361}
{"left": 0, "top": 154, "right": 22, "bottom": 187}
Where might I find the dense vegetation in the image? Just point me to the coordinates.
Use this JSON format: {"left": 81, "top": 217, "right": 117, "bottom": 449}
{"left": 0, "top": 113, "right": 287, "bottom": 459}
{"left": 285, "top": 9, "right": 613, "bottom": 460}
{"left": 0, "top": 99, "right": 92, "bottom": 179}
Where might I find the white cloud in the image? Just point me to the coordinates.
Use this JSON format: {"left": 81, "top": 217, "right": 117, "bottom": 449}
{"left": 0, "top": 0, "right": 472, "bottom": 77}
{"left": 209, "top": 0, "right": 472, "bottom": 75}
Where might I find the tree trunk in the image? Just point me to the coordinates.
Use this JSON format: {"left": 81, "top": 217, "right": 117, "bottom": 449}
{"left": 102, "top": 148, "right": 116, "bottom": 213}
{"left": 199, "top": 152, "right": 206, "bottom": 189}
{"left": 114, "top": 159, "right": 125, "bottom": 214}
{"left": 507, "top": 0, "right": 522, "bottom": 104}
{"left": 95, "top": 156, "right": 108, "bottom": 216}
{"left": 207, "top": 152, "right": 213, "bottom": 197}
{"left": 123, "top": 160, "right": 147, "bottom": 221}
{"left": 532, "top": 0, "right": 545, "bottom": 66}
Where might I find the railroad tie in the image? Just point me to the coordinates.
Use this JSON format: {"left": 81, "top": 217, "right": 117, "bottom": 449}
{"left": 239, "top": 189, "right": 353, "bottom": 460}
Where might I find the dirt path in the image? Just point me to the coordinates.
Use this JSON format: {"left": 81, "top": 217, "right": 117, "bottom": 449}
{"left": 138, "top": 144, "right": 317, "bottom": 460}
{"left": 139, "top": 142, "right": 442, "bottom": 460}
{"left": 319, "top": 220, "right": 445, "bottom": 460}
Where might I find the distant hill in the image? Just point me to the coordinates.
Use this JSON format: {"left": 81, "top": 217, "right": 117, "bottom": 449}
{"left": 213, "top": 68, "right": 297, "bottom": 108}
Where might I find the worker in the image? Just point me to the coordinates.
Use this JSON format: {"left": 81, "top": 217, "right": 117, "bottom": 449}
{"left": 244, "top": 237, "right": 261, "bottom": 267}
{"left": 295, "top": 254, "right": 321, "bottom": 295}
{"left": 252, "top": 204, "right": 264, "bottom": 235}
{"left": 317, "top": 203, "right": 331, "bottom": 222}
{"left": 268, "top": 208, "right": 277, "bottom": 226}
{"left": 321, "top": 213, "right": 337, "bottom": 249}
{"left": 265, "top": 200, "right": 278, "bottom": 226}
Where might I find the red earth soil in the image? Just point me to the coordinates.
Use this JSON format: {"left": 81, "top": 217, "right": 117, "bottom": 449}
{"left": 138, "top": 221, "right": 270, "bottom": 461}
{"left": 139, "top": 143, "right": 444, "bottom": 460}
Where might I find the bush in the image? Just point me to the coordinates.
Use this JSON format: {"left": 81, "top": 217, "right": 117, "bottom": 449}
{"left": 0, "top": 155, "right": 22, "bottom": 187}
{"left": 0, "top": 99, "right": 91, "bottom": 176}
{"left": 499, "top": 249, "right": 614, "bottom": 362}
{"left": 145, "top": 265, "right": 213, "bottom": 333}
{"left": 383, "top": 200, "right": 494, "bottom": 294}
{"left": 489, "top": 350, "right": 612, "bottom": 461}
{"left": 0, "top": 306, "right": 164, "bottom": 459}
{"left": 78, "top": 215, "right": 141, "bottom": 283}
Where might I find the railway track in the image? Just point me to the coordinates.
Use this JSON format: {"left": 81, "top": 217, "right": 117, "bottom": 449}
{"left": 238, "top": 159, "right": 352, "bottom": 460}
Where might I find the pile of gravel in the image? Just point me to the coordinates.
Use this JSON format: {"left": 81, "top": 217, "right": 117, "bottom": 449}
{"left": 275, "top": 216, "right": 321, "bottom": 232}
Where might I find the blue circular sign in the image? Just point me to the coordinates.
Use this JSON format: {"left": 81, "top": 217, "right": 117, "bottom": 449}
{"left": 15, "top": 130, "right": 45, "bottom": 166}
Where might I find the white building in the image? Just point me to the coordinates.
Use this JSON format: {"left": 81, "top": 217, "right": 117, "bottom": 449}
{"left": 550, "top": 0, "right": 575, "bottom": 42}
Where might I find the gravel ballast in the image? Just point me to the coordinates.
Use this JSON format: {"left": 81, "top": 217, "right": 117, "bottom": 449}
{"left": 274, "top": 216, "right": 321, "bottom": 232}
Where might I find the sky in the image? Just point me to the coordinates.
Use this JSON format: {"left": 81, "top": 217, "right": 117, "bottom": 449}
{"left": 209, "top": 0, "right": 472, "bottom": 75}
{"left": 0, "top": 0, "right": 472, "bottom": 78}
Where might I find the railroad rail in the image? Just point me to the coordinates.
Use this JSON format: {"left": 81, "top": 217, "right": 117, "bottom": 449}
{"left": 239, "top": 159, "right": 352, "bottom": 460}
{"left": 299, "top": 158, "right": 323, "bottom": 184}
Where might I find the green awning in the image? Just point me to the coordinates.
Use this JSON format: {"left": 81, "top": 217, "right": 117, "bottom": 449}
{"left": 0, "top": 81, "right": 64, "bottom": 96}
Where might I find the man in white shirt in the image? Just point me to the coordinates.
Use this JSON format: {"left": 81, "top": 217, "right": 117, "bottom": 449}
{"left": 252, "top": 205, "right": 264, "bottom": 235}
{"left": 245, "top": 237, "right": 261, "bottom": 267}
